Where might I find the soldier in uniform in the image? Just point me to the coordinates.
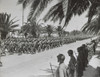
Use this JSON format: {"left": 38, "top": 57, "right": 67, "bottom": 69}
{"left": 91, "top": 40, "right": 97, "bottom": 55}
{"left": 56, "top": 54, "right": 69, "bottom": 77}
{"left": 76, "top": 45, "right": 86, "bottom": 77}
{"left": 68, "top": 50, "right": 76, "bottom": 77}
{"left": 81, "top": 44, "right": 89, "bottom": 67}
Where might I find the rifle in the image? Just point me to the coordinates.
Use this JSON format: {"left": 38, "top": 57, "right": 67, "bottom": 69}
{"left": 50, "top": 62, "right": 54, "bottom": 77}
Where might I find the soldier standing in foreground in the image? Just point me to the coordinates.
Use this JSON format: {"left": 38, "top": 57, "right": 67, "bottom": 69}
{"left": 68, "top": 50, "right": 77, "bottom": 77}
{"left": 56, "top": 54, "right": 69, "bottom": 77}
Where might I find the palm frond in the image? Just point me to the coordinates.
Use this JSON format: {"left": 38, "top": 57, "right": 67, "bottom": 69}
{"left": 5, "top": 14, "right": 11, "bottom": 25}
{"left": 10, "top": 24, "right": 19, "bottom": 28}
{"left": 8, "top": 17, "right": 17, "bottom": 25}
{"left": 82, "top": 15, "right": 100, "bottom": 34}
{"left": 87, "top": 2, "right": 100, "bottom": 23}
{"left": 33, "top": 0, "right": 53, "bottom": 19}
{"left": 0, "top": 13, "right": 8, "bottom": 24}
{"left": 2, "top": 13, "right": 7, "bottom": 24}
{"left": 28, "top": 0, "right": 52, "bottom": 21}
{"left": 28, "top": 0, "right": 41, "bottom": 21}
{"left": 10, "top": 20, "right": 19, "bottom": 26}
{"left": 44, "top": 2, "right": 64, "bottom": 23}
{"left": 64, "top": 0, "right": 100, "bottom": 27}
{"left": 64, "top": 0, "right": 90, "bottom": 27}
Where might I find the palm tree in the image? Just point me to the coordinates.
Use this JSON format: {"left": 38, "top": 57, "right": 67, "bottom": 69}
{"left": 46, "top": 25, "right": 53, "bottom": 37}
{"left": 29, "top": 20, "right": 38, "bottom": 38}
{"left": 81, "top": 6, "right": 100, "bottom": 34}
{"left": 17, "top": 0, "right": 53, "bottom": 21}
{"left": 44, "top": 2, "right": 64, "bottom": 24}
{"left": 44, "top": 0, "right": 100, "bottom": 27}
{"left": 0, "top": 13, "right": 18, "bottom": 39}
{"left": 21, "top": 22, "right": 30, "bottom": 37}
{"left": 82, "top": 15, "right": 100, "bottom": 34}
{"left": 21, "top": 20, "right": 40, "bottom": 38}
{"left": 18, "top": 0, "right": 100, "bottom": 31}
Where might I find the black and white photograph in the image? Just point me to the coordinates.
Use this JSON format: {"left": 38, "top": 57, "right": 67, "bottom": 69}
{"left": 0, "top": 0, "right": 100, "bottom": 77}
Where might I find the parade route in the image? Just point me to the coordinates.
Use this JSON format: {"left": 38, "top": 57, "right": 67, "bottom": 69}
{"left": 1, "top": 0, "right": 100, "bottom": 77}
{"left": 0, "top": 38, "right": 99, "bottom": 77}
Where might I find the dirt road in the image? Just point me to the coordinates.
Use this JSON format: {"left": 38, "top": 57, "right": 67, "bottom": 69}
{"left": 0, "top": 38, "right": 96, "bottom": 77}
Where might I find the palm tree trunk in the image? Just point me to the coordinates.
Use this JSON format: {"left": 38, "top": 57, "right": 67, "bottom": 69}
{"left": 22, "top": 4, "right": 24, "bottom": 26}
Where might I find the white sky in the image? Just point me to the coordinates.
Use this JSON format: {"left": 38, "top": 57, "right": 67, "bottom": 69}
{"left": 0, "top": 0, "right": 89, "bottom": 32}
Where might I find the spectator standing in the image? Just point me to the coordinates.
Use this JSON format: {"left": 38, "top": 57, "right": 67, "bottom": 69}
{"left": 68, "top": 50, "right": 77, "bottom": 77}
{"left": 56, "top": 54, "right": 69, "bottom": 77}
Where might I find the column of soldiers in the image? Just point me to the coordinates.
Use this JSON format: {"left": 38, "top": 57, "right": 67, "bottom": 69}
{"left": 0, "top": 37, "right": 76, "bottom": 55}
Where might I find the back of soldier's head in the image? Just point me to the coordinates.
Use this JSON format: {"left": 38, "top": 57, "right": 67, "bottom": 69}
{"left": 68, "top": 50, "right": 73, "bottom": 56}
{"left": 57, "top": 54, "right": 65, "bottom": 63}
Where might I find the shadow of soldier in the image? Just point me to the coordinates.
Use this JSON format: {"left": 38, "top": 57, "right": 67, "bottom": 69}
{"left": 0, "top": 61, "right": 2, "bottom": 67}
{"left": 96, "top": 67, "right": 100, "bottom": 77}
{"left": 40, "top": 68, "right": 56, "bottom": 74}
{"left": 82, "top": 65, "right": 100, "bottom": 77}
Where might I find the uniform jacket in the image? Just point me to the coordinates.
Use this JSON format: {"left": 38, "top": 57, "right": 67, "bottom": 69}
{"left": 56, "top": 63, "right": 68, "bottom": 77}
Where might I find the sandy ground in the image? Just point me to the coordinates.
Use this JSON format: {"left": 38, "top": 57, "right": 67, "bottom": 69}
{"left": 0, "top": 38, "right": 99, "bottom": 77}
{"left": 82, "top": 55, "right": 100, "bottom": 77}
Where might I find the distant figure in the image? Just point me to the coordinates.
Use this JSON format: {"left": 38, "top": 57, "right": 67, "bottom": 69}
{"left": 56, "top": 54, "right": 69, "bottom": 77}
{"left": 91, "top": 40, "right": 97, "bottom": 55}
{"left": 68, "top": 50, "right": 76, "bottom": 77}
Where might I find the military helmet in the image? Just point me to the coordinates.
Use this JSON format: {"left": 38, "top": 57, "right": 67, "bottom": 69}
{"left": 68, "top": 50, "right": 73, "bottom": 55}
{"left": 57, "top": 54, "right": 65, "bottom": 62}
